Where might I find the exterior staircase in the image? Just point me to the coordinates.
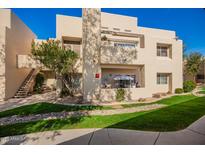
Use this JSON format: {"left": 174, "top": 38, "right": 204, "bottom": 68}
{"left": 14, "top": 69, "right": 38, "bottom": 98}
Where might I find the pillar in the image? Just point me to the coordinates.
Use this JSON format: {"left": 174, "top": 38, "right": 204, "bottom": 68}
{"left": 82, "top": 8, "right": 101, "bottom": 102}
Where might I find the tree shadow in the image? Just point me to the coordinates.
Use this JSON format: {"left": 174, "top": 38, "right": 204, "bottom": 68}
{"left": 2, "top": 96, "right": 205, "bottom": 145}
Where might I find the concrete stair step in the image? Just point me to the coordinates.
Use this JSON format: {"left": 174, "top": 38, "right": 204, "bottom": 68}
{"left": 14, "top": 68, "right": 38, "bottom": 98}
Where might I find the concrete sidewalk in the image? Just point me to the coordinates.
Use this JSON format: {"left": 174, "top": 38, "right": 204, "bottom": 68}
{"left": 1, "top": 116, "right": 205, "bottom": 145}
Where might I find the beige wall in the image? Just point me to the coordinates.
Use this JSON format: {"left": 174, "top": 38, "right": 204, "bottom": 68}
{"left": 42, "top": 71, "right": 56, "bottom": 89}
{"left": 56, "top": 15, "right": 82, "bottom": 39}
{"left": 133, "top": 35, "right": 183, "bottom": 99}
{"left": 0, "top": 9, "right": 11, "bottom": 28}
{"left": 101, "top": 88, "right": 150, "bottom": 101}
{"left": 0, "top": 9, "right": 36, "bottom": 100}
{"left": 0, "top": 9, "right": 11, "bottom": 101}
{"left": 101, "top": 12, "right": 138, "bottom": 32}
{"left": 0, "top": 26, "right": 6, "bottom": 100}
{"left": 138, "top": 27, "right": 176, "bottom": 39}
{"left": 56, "top": 12, "right": 138, "bottom": 39}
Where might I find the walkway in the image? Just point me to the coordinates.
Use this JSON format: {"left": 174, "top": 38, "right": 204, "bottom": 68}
{"left": 192, "top": 85, "right": 205, "bottom": 97}
{"left": 0, "top": 91, "right": 180, "bottom": 112}
{"left": 0, "top": 92, "right": 57, "bottom": 112}
{"left": 1, "top": 115, "right": 205, "bottom": 145}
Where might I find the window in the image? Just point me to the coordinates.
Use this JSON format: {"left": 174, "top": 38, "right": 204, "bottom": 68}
{"left": 113, "top": 28, "right": 120, "bottom": 31}
{"left": 63, "top": 40, "right": 81, "bottom": 45}
{"left": 157, "top": 74, "right": 168, "bottom": 84}
{"left": 197, "top": 74, "right": 205, "bottom": 80}
{"left": 124, "top": 29, "right": 132, "bottom": 32}
{"left": 102, "top": 26, "right": 108, "bottom": 30}
{"left": 114, "top": 42, "right": 136, "bottom": 48}
{"left": 157, "top": 46, "right": 168, "bottom": 57}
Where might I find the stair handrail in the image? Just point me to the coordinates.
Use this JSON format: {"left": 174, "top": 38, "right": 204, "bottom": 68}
{"left": 14, "top": 68, "right": 39, "bottom": 97}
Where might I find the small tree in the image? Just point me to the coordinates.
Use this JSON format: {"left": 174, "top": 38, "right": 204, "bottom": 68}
{"left": 31, "top": 39, "right": 78, "bottom": 96}
{"left": 185, "top": 52, "right": 203, "bottom": 82}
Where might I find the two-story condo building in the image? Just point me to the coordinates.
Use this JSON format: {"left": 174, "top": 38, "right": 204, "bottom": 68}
{"left": 0, "top": 8, "right": 183, "bottom": 102}
{"left": 56, "top": 8, "right": 183, "bottom": 101}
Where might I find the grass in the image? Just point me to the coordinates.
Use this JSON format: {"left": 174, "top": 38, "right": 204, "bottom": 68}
{"left": 0, "top": 103, "right": 112, "bottom": 118}
{"left": 122, "top": 94, "right": 197, "bottom": 108}
{"left": 198, "top": 91, "right": 205, "bottom": 94}
{"left": 0, "top": 95, "right": 204, "bottom": 137}
{"left": 0, "top": 94, "right": 196, "bottom": 118}
{"left": 198, "top": 86, "right": 205, "bottom": 94}
{"left": 201, "top": 87, "right": 205, "bottom": 91}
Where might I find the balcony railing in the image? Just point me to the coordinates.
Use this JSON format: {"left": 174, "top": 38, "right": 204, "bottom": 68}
{"left": 101, "top": 45, "right": 137, "bottom": 64}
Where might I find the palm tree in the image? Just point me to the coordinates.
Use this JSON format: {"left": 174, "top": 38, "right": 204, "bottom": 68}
{"left": 185, "top": 52, "right": 203, "bottom": 82}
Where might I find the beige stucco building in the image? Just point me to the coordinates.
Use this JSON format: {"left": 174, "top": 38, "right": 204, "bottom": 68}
{"left": 57, "top": 8, "right": 183, "bottom": 101}
{"left": 0, "top": 9, "right": 36, "bottom": 101}
{"left": 0, "top": 8, "right": 183, "bottom": 102}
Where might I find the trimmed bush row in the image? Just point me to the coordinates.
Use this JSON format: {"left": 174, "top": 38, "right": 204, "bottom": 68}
{"left": 175, "top": 80, "right": 196, "bottom": 94}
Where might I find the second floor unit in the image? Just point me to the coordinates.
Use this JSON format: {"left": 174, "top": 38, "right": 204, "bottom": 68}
{"left": 56, "top": 11, "right": 183, "bottom": 73}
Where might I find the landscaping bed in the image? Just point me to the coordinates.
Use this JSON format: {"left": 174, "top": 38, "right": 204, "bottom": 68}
{"left": 0, "top": 95, "right": 196, "bottom": 119}
{"left": 0, "top": 103, "right": 112, "bottom": 118}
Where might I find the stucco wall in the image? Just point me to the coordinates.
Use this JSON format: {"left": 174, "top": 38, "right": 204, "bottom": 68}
{"left": 0, "top": 27, "right": 6, "bottom": 100}
{"left": 134, "top": 33, "right": 183, "bottom": 97}
{"left": 56, "top": 15, "right": 82, "bottom": 39}
{"left": 100, "top": 88, "right": 150, "bottom": 101}
{"left": 3, "top": 10, "right": 36, "bottom": 99}
{"left": 101, "top": 12, "right": 138, "bottom": 32}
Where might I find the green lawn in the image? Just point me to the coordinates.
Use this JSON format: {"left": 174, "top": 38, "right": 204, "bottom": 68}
{"left": 0, "top": 95, "right": 204, "bottom": 137}
{"left": 122, "top": 94, "right": 197, "bottom": 108}
{"left": 198, "top": 91, "right": 205, "bottom": 94}
{"left": 201, "top": 87, "right": 205, "bottom": 91}
{"left": 0, "top": 103, "right": 112, "bottom": 118}
{"left": 198, "top": 86, "right": 205, "bottom": 94}
{"left": 0, "top": 94, "right": 196, "bottom": 118}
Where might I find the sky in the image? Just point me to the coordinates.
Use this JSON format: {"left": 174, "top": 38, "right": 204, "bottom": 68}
{"left": 12, "top": 8, "right": 205, "bottom": 55}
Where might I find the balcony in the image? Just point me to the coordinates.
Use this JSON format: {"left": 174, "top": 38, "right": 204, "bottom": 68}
{"left": 101, "top": 44, "right": 138, "bottom": 64}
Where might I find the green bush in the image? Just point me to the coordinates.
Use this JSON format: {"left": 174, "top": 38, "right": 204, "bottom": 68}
{"left": 183, "top": 80, "right": 196, "bottom": 93}
{"left": 34, "top": 72, "right": 45, "bottom": 93}
{"left": 175, "top": 88, "right": 184, "bottom": 94}
{"left": 60, "top": 88, "right": 70, "bottom": 98}
{"left": 116, "top": 88, "right": 125, "bottom": 102}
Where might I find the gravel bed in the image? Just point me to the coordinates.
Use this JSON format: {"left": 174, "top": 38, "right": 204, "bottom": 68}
{"left": 0, "top": 104, "right": 166, "bottom": 126}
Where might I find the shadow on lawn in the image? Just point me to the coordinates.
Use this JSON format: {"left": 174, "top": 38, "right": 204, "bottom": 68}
{"left": 2, "top": 96, "right": 205, "bottom": 145}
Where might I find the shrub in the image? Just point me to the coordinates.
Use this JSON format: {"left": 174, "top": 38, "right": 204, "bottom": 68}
{"left": 183, "top": 80, "right": 196, "bottom": 92}
{"left": 116, "top": 88, "right": 125, "bottom": 102}
{"left": 34, "top": 72, "right": 45, "bottom": 93}
{"left": 60, "top": 88, "right": 70, "bottom": 98}
{"left": 175, "top": 88, "right": 184, "bottom": 94}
